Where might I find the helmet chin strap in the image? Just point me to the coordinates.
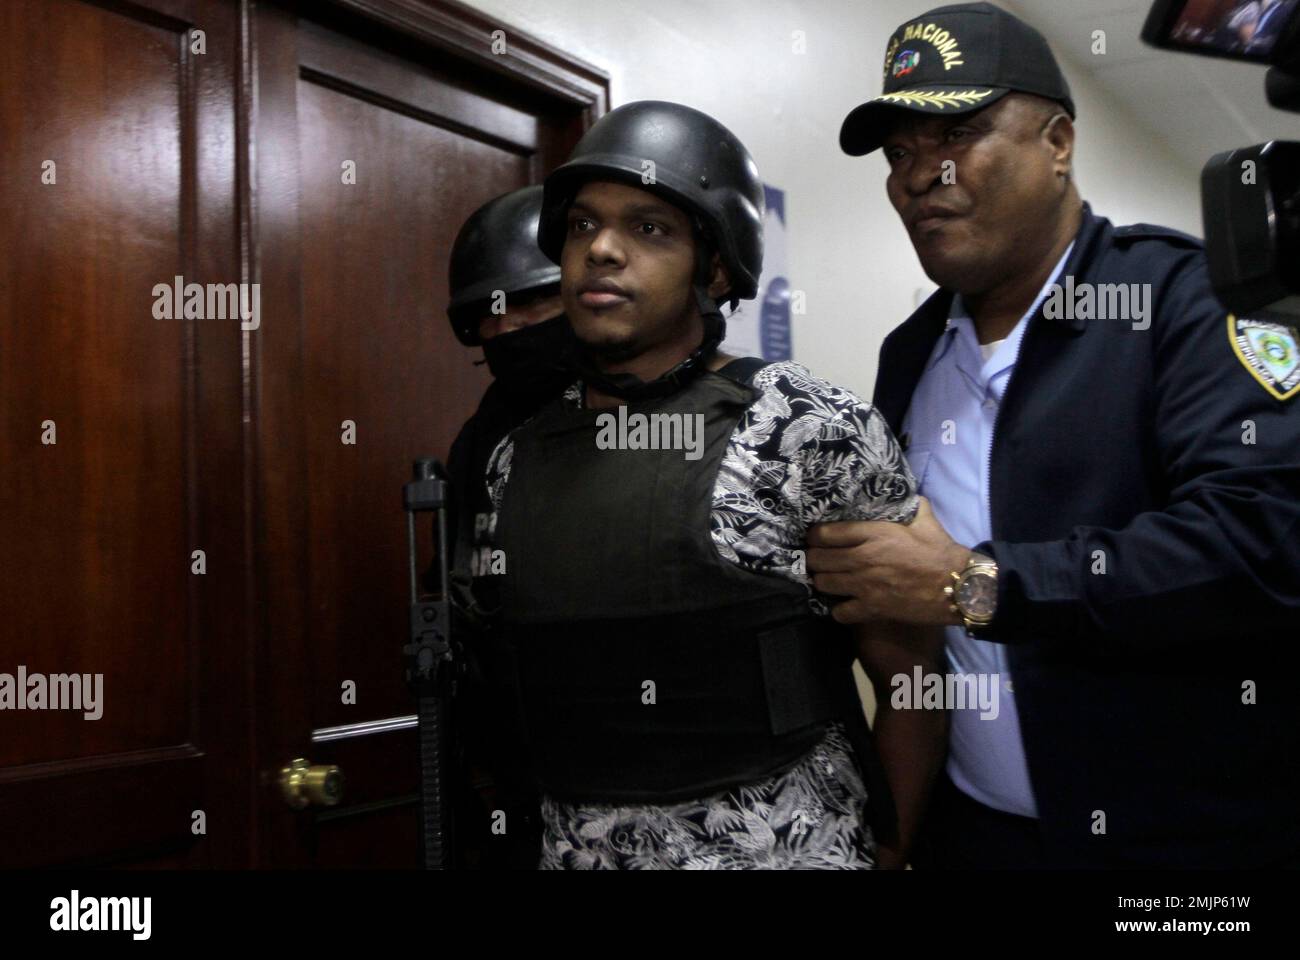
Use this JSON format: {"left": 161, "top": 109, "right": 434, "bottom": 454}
{"left": 568, "top": 284, "right": 727, "bottom": 403}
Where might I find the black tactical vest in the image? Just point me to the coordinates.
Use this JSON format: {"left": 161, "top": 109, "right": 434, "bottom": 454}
{"left": 487, "top": 359, "right": 896, "bottom": 840}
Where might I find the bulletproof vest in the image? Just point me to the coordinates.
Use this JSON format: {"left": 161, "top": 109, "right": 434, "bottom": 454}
{"left": 488, "top": 358, "right": 897, "bottom": 841}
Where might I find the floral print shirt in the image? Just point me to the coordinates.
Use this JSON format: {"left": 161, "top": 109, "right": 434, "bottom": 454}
{"left": 484, "top": 360, "right": 918, "bottom": 869}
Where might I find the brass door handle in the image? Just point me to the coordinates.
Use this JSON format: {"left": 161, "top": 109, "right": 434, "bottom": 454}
{"left": 279, "top": 758, "right": 344, "bottom": 810}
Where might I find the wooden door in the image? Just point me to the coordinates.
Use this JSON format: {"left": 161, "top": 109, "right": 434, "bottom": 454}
{"left": 0, "top": 0, "right": 248, "bottom": 870}
{"left": 0, "top": 0, "right": 606, "bottom": 869}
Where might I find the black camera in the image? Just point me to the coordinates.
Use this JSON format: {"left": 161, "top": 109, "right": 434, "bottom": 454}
{"left": 1143, "top": 0, "right": 1300, "bottom": 315}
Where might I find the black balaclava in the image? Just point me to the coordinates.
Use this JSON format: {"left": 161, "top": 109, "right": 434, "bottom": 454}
{"left": 479, "top": 312, "right": 578, "bottom": 402}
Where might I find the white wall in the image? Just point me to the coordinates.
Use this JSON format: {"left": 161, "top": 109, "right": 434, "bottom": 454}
{"left": 462, "top": 0, "right": 1203, "bottom": 397}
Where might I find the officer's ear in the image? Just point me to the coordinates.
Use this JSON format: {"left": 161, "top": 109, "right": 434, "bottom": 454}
{"left": 1040, "top": 110, "right": 1075, "bottom": 183}
{"left": 706, "top": 252, "right": 732, "bottom": 302}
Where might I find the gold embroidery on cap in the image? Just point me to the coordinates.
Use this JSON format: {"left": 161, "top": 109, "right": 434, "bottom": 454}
{"left": 876, "top": 89, "right": 994, "bottom": 109}
{"left": 882, "top": 37, "right": 900, "bottom": 82}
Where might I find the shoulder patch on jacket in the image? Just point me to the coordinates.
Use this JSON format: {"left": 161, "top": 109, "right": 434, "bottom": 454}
{"left": 1113, "top": 224, "right": 1203, "bottom": 249}
{"left": 1228, "top": 314, "right": 1300, "bottom": 401}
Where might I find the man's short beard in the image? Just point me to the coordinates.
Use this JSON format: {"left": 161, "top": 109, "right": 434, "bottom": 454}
{"left": 579, "top": 330, "right": 644, "bottom": 364}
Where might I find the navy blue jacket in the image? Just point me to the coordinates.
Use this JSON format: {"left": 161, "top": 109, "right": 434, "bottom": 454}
{"left": 873, "top": 203, "right": 1300, "bottom": 867}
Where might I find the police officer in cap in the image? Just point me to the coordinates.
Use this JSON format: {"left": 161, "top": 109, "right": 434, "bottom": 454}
{"left": 479, "top": 100, "right": 947, "bottom": 869}
{"left": 809, "top": 1, "right": 1300, "bottom": 868}
{"left": 441, "top": 185, "right": 577, "bottom": 868}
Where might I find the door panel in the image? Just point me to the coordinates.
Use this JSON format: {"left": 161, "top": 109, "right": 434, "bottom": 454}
{"left": 251, "top": 1, "right": 605, "bottom": 867}
{"left": 0, "top": 0, "right": 247, "bottom": 869}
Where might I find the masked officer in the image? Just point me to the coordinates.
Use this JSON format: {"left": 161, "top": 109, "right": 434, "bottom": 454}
{"left": 809, "top": 2, "right": 1300, "bottom": 868}
{"left": 477, "top": 100, "right": 946, "bottom": 870}
{"left": 444, "top": 186, "right": 575, "bottom": 577}
{"left": 441, "top": 185, "right": 577, "bottom": 868}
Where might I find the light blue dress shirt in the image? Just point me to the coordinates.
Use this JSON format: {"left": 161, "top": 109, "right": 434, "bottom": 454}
{"left": 900, "top": 242, "right": 1074, "bottom": 817}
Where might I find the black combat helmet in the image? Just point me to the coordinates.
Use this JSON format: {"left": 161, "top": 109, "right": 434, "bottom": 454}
{"left": 447, "top": 185, "right": 561, "bottom": 345}
{"left": 537, "top": 100, "right": 765, "bottom": 307}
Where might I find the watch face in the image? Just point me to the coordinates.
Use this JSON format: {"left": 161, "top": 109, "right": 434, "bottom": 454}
{"left": 957, "top": 571, "right": 997, "bottom": 619}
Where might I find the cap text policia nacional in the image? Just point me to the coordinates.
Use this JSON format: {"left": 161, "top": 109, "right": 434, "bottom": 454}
{"left": 839, "top": 2, "right": 1076, "bottom": 156}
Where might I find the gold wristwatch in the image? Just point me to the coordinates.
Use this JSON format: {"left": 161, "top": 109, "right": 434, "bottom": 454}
{"left": 944, "top": 553, "right": 998, "bottom": 633}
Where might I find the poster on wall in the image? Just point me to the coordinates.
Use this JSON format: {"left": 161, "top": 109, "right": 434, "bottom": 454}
{"left": 719, "top": 183, "right": 791, "bottom": 362}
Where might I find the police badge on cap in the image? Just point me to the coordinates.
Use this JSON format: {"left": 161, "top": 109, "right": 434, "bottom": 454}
{"left": 840, "top": 2, "right": 1077, "bottom": 156}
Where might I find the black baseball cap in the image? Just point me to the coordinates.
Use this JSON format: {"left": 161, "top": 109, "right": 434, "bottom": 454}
{"left": 839, "top": 2, "right": 1076, "bottom": 156}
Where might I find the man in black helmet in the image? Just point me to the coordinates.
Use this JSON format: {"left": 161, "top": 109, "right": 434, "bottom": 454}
{"left": 810, "top": 2, "right": 1300, "bottom": 868}
{"left": 440, "top": 185, "right": 577, "bottom": 869}
{"left": 477, "top": 101, "right": 947, "bottom": 869}
{"left": 444, "top": 185, "right": 575, "bottom": 580}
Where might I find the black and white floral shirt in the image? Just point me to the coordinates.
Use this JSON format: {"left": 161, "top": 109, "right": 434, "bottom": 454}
{"left": 484, "top": 360, "right": 918, "bottom": 869}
